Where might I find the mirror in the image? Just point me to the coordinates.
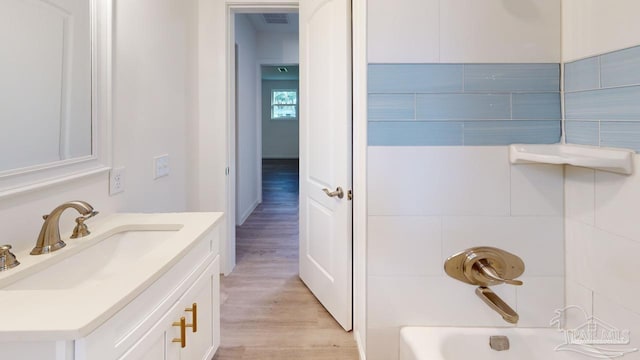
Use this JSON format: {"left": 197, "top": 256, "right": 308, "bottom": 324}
{"left": 0, "top": 0, "right": 111, "bottom": 196}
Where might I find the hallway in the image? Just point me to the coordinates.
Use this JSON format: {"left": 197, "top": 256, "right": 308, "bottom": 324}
{"left": 213, "top": 159, "right": 359, "bottom": 359}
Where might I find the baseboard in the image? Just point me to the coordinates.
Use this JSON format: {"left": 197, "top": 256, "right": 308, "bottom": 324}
{"left": 237, "top": 198, "right": 260, "bottom": 226}
{"left": 355, "top": 329, "right": 366, "bottom": 360}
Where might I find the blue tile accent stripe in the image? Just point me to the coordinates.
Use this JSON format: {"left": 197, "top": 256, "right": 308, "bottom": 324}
{"left": 600, "top": 46, "right": 640, "bottom": 88}
{"left": 564, "top": 121, "right": 599, "bottom": 146}
{"left": 565, "top": 86, "right": 640, "bottom": 120}
{"left": 512, "top": 93, "right": 562, "bottom": 120}
{"left": 565, "top": 44, "right": 640, "bottom": 152}
{"left": 368, "top": 94, "right": 414, "bottom": 121}
{"left": 416, "top": 94, "right": 511, "bottom": 120}
{"left": 464, "top": 64, "right": 560, "bottom": 92}
{"left": 564, "top": 57, "right": 600, "bottom": 92}
{"left": 369, "top": 122, "right": 463, "bottom": 146}
{"left": 368, "top": 64, "right": 462, "bottom": 93}
{"left": 600, "top": 122, "right": 640, "bottom": 151}
{"left": 464, "top": 121, "right": 561, "bottom": 146}
{"left": 368, "top": 63, "right": 562, "bottom": 146}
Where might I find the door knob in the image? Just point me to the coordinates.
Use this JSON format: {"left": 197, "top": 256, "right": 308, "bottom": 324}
{"left": 322, "top": 187, "right": 344, "bottom": 199}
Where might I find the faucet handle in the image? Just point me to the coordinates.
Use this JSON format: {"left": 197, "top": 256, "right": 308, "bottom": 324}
{"left": 0, "top": 245, "right": 20, "bottom": 271}
{"left": 445, "top": 246, "right": 525, "bottom": 287}
{"left": 71, "top": 211, "right": 99, "bottom": 239}
{"left": 475, "top": 259, "right": 523, "bottom": 286}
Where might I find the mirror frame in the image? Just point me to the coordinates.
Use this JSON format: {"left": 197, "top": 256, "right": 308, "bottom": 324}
{"left": 0, "top": 0, "right": 112, "bottom": 198}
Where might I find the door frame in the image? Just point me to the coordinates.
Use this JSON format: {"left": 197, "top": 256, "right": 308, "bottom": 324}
{"left": 196, "top": 0, "right": 367, "bottom": 355}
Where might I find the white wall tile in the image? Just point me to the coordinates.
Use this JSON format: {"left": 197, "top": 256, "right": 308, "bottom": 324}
{"left": 565, "top": 219, "right": 592, "bottom": 286}
{"left": 368, "top": 147, "right": 510, "bottom": 216}
{"left": 442, "top": 216, "right": 564, "bottom": 276}
{"left": 565, "top": 166, "right": 595, "bottom": 225}
{"left": 368, "top": 216, "right": 442, "bottom": 276}
{"left": 367, "top": 0, "right": 440, "bottom": 63}
{"left": 566, "top": 220, "right": 640, "bottom": 315}
{"left": 595, "top": 156, "right": 640, "bottom": 243}
{"left": 565, "top": 280, "right": 593, "bottom": 329}
{"left": 587, "top": 229, "right": 640, "bottom": 315}
{"left": 368, "top": 275, "right": 516, "bottom": 328}
{"left": 440, "top": 0, "right": 561, "bottom": 63}
{"left": 593, "top": 294, "right": 640, "bottom": 358}
{"left": 562, "top": 0, "right": 640, "bottom": 62}
{"left": 516, "top": 276, "right": 564, "bottom": 327}
{"left": 511, "top": 164, "right": 564, "bottom": 216}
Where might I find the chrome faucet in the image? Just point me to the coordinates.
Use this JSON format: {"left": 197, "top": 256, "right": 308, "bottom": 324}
{"left": 31, "top": 201, "right": 98, "bottom": 255}
{"left": 444, "top": 247, "right": 525, "bottom": 324}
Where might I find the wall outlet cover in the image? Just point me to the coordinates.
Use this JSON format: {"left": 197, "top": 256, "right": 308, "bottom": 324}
{"left": 109, "top": 167, "right": 125, "bottom": 195}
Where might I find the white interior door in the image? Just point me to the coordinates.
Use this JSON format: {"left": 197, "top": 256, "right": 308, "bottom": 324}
{"left": 299, "top": 0, "right": 352, "bottom": 331}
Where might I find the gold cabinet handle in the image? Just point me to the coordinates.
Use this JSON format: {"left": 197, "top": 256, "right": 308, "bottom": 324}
{"left": 172, "top": 316, "right": 186, "bottom": 348}
{"left": 322, "top": 187, "right": 344, "bottom": 199}
{"left": 185, "top": 303, "right": 197, "bottom": 333}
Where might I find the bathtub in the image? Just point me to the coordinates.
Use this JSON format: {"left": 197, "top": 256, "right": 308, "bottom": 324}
{"left": 399, "top": 327, "right": 632, "bottom": 359}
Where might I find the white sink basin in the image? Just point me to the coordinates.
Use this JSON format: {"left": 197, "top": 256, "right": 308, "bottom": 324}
{"left": 4, "top": 229, "right": 178, "bottom": 291}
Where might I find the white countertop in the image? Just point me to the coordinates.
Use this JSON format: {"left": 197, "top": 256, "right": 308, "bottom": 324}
{"left": 0, "top": 212, "right": 223, "bottom": 342}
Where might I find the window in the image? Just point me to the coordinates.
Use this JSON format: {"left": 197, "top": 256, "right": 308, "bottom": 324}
{"left": 271, "top": 89, "right": 298, "bottom": 120}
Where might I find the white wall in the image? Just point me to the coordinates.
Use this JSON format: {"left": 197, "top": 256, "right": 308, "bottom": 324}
{"left": 262, "top": 80, "right": 299, "bottom": 159}
{"left": 368, "top": 0, "right": 561, "bottom": 63}
{"left": 1, "top": 0, "right": 198, "bottom": 254}
{"left": 563, "top": 2, "right": 640, "bottom": 352}
{"left": 234, "top": 14, "right": 260, "bottom": 225}
{"left": 562, "top": 0, "right": 640, "bottom": 61}
{"left": 256, "top": 31, "right": 299, "bottom": 64}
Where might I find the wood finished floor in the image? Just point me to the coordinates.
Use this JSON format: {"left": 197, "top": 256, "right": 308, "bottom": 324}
{"left": 213, "top": 159, "right": 359, "bottom": 360}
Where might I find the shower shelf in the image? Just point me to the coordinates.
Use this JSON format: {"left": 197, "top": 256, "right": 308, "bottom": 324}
{"left": 509, "top": 144, "right": 635, "bottom": 175}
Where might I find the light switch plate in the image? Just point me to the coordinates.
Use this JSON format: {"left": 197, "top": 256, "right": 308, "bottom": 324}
{"left": 154, "top": 154, "right": 170, "bottom": 179}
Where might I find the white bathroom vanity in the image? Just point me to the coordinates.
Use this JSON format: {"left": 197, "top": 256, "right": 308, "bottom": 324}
{"left": 0, "top": 212, "right": 223, "bottom": 360}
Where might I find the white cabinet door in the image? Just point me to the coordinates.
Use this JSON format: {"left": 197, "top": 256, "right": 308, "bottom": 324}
{"left": 181, "top": 256, "right": 219, "bottom": 360}
{"left": 120, "top": 258, "right": 219, "bottom": 360}
{"left": 118, "top": 305, "right": 182, "bottom": 360}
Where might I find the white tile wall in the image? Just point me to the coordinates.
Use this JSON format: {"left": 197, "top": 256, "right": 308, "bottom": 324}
{"left": 367, "top": 0, "right": 561, "bottom": 63}
{"left": 564, "top": 154, "right": 640, "bottom": 360}
{"left": 516, "top": 276, "right": 564, "bottom": 328}
{"left": 367, "top": 147, "right": 565, "bottom": 360}
{"left": 595, "top": 157, "right": 640, "bottom": 243}
{"left": 565, "top": 219, "right": 591, "bottom": 285}
{"left": 594, "top": 294, "right": 640, "bottom": 359}
{"left": 562, "top": 0, "right": 640, "bottom": 62}
{"left": 367, "top": 0, "right": 439, "bottom": 63}
{"left": 442, "top": 216, "right": 564, "bottom": 276}
{"left": 368, "top": 216, "right": 442, "bottom": 276}
{"left": 565, "top": 280, "right": 593, "bottom": 328}
{"left": 439, "top": 0, "right": 561, "bottom": 63}
{"left": 511, "top": 164, "right": 564, "bottom": 216}
{"left": 368, "top": 147, "right": 510, "bottom": 216}
{"left": 565, "top": 166, "right": 595, "bottom": 225}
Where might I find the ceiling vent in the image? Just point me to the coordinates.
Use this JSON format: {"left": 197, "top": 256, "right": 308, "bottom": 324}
{"left": 262, "top": 13, "right": 289, "bottom": 24}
